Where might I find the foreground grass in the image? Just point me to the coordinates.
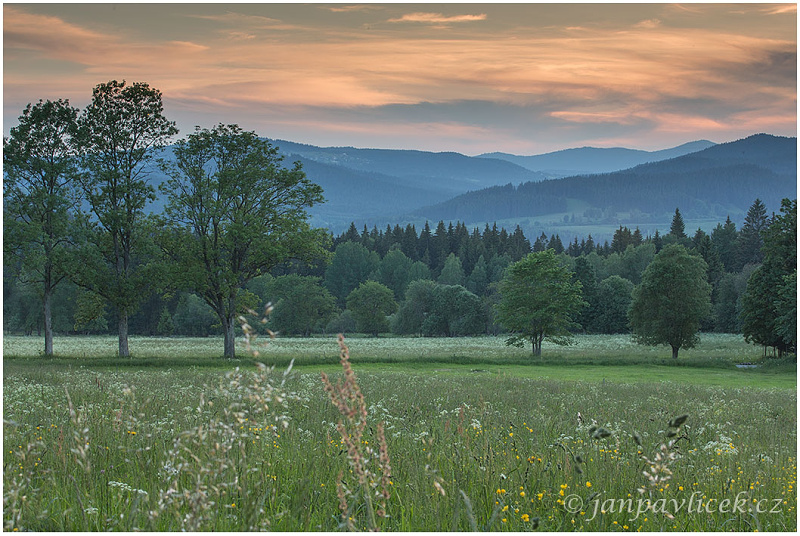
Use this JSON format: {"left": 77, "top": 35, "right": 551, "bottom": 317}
{"left": 3, "top": 336, "right": 797, "bottom": 531}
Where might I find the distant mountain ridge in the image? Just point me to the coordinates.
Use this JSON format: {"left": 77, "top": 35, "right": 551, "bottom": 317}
{"left": 141, "top": 134, "right": 789, "bottom": 235}
{"left": 269, "top": 137, "right": 721, "bottom": 230}
{"left": 272, "top": 139, "right": 548, "bottom": 192}
{"left": 479, "top": 140, "right": 716, "bottom": 177}
{"left": 418, "top": 134, "right": 796, "bottom": 225}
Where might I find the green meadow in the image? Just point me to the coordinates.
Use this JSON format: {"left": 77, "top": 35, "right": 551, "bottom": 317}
{"left": 3, "top": 334, "right": 796, "bottom": 531}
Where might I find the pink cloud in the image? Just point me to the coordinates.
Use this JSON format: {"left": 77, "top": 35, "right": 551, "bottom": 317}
{"left": 388, "top": 12, "right": 487, "bottom": 24}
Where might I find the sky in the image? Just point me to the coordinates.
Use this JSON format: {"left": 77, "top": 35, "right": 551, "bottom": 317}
{"left": 3, "top": 2, "right": 797, "bottom": 155}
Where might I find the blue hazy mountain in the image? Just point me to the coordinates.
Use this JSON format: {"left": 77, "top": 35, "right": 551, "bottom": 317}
{"left": 419, "top": 134, "right": 796, "bottom": 224}
{"left": 478, "top": 140, "right": 717, "bottom": 177}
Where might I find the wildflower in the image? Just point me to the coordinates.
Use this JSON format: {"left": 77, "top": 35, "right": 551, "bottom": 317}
{"left": 522, "top": 514, "right": 530, "bottom": 522}
{"left": 586, "top": 481, "right": 592, "bottom": 488}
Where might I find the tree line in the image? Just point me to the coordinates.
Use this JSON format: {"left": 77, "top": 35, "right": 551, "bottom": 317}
{"left": 4, "top": 80, "right": 796, "bottom": 359}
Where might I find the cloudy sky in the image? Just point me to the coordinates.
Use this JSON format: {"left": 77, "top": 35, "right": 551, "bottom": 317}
{"left": 4, "top": 3, "right": 796, "bottom": 154}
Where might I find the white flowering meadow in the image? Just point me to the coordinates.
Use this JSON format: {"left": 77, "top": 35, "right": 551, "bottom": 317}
{"left": 3, "top": 334, "right": 795, "bottom": 531}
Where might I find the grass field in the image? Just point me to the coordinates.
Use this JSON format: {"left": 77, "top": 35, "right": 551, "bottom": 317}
{"left": 3, "top": 334, "right": 796, "bottom": 531}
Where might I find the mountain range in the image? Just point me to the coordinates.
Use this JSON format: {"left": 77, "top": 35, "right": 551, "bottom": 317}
{"left": 144, "top": 133, "right": 796, "bottom": 240}
{"left": 478, "top": 140, "right": 716, "bottom": 178}
{"left": 418, "top": 134, "right": 796, "bottom": 229}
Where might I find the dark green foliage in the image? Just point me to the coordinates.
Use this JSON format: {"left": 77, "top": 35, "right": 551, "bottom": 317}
{"left": 592, "top": 276, "right": 634, "bottom": 334}
{"left": 495, "top": 250, "right": 585, "bottom": 356}
{"left": 156, "top": 306, "right": 175, "bottom": 336}
{"left": 669, "top": 208, "right": 687, "bottom": 239}
{"left": 172, "top": 294, "right": 216, "bottom": 337}
{"left": 713, "top": 267, "right": 754, "bottom": 333}
{"left": 264, "top": 275, "right": 337, "bottom": 336}
{"left": 711, "top": 216, "right": 739, "bottom": 272}
{"left": 437, "top": 253, "right": 466, "bottom": 286}
{"left": 73, "top": 290, "right": 109, "bottom": 334}
{"left": 392, "top": 281, "right": 486, "bottom": 336}
{"left": 774, "top": 271, "right": 797, "bottom": 351}
{"left": 325, "top": 309, "right": 357, "bottom": 335}
{"left": 424, "top": 285, "right": 487, "bottom": 337}
{"left": 325, "top": 242, "right": 381, "bottom": 304}
{"left": 378, "top": 248, "right": 414, "bottom": 300}
{"left": 391, "top": 279, "right": 437, "bottom": 336}
{"left": 3, "top": 279, "right": 44, "bottom": 335}
{"left": 466, "top": 255, "right": 489, "bottom": 296}
{"left": 4, "top": 99, "right": 81, "bottom": 354}
{"left": 572, "top": 256, "right": 598, "bottom": 331}
{"left": 158, "top": 124, "right": 327, "bottom": 357}
{"left": 346, "top": 281, "right": 398, "bottom": 336}
{"left": 736, "top": 198, "right": 768, "bottom": 269}
{"left": 629, "top": 244, "right": 712, "bottom": 358}
{"left": 619, "top": 243, "right": 656, "bottom": 285}
{"left": 741, "top": 199, "right": 797, "bottom": 356}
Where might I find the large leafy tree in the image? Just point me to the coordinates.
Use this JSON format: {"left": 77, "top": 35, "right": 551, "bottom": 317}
{"left": 159, "top": 124, "right": 328, "bottom": 358}
{"left": 629, "top": 244, "right": 712, "bottom": 358}
{"left": 346, "top": 281, "right": 397, "bottom": 336}
{"left": 73, "top": 80, "right": 178, "bottom": 357}
{"left": 4, "top": 99, "right": 82, "bottom": 355}
{"left": 495, "top": 250, "right": 584, "bottom": 356}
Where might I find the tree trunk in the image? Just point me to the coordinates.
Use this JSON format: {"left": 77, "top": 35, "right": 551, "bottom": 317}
{"left": 119, "top": 312, "right": 130, "bottom": 357}
{"left": 532, "top": 336, "right": 542, "bottom": 357}
{"left": 223, "top": 315, "right": 236, "bottom": 358}
{"left": 671, "top": 345, "right": 679, "bottom": 359}
{"left": 43, "top": 287, "right": 54, "bottom": 356}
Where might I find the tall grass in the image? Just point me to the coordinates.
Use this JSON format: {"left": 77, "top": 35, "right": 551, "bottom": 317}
{"left": 3, "top": 336, "right": 796, "bottom": 531}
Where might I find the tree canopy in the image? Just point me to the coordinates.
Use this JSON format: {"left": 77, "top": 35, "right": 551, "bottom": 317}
{"left": 629, "top": 244, "right": 712, "bottom": 358}
{"left": 495, "top": 250, "right": 584, "bottom": 356}
{"left": 346, "top": 281, "right": 397, "bottom": 336}
{"left": 3, "top": 99, "right": 81, "bottom": 355}
{"left": 73, "top": 80, "right": 178, "bottom": 357}
{"left": 158, "top": 124, "right": 328, "bottom": 357}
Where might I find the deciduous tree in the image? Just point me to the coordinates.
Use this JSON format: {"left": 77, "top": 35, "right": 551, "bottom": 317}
{"left": 495, "top": 250, "right": 584, "bottom": 356}
{"left": 346, "top": 281, "right": 397, "bottom": 336}
{"left": 629, "top": 244, "right": 711, "bottom": 358}
{"left": 74, "top": 80, "right": 178, "bottom": 357}
{"left": 4, "top": 99, "right": 81, "bottom": 354}
{"left": 159, "top": 124, "right": 327, "bottom": 357}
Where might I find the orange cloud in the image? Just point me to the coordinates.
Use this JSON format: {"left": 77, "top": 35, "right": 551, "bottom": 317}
{"left": 3, "top": 4, "right": 795, "bottom": 151}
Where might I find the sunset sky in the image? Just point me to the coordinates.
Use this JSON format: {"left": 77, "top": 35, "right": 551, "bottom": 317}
{"left": 3, "top": 3, "right": 797, "bottom": 154}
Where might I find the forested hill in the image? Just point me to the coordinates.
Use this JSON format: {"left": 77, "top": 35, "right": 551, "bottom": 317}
{"left": 272, "top": 139, "right": 548, "bottom": 191}
{"left": 418, "top": 134, "right": 797, "bottom": 223}
{"left": 479, "top": 140, "right": 715, "bottom": 177}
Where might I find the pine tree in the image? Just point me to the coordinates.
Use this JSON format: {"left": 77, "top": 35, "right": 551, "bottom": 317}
{"left": 736, "top": 198, "right": 769, "bottom": 268}
{"left": 669, "top": 208, "right": 687, "bottom": 239}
